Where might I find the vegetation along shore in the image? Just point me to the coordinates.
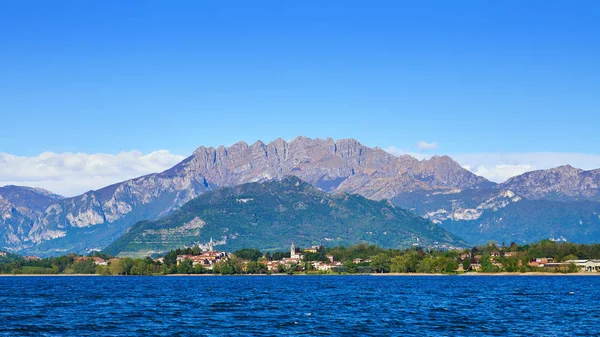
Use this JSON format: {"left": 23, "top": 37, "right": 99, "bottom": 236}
{"left": 2, "top": 239, "right": 600, "bottom": 276}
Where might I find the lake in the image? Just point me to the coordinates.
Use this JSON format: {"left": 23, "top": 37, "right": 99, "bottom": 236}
{"left": 0, "top": 275, "right": 599, "bottom": 336}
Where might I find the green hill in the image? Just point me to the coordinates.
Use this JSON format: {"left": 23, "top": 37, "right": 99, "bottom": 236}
{"left": 104, "top": 177, "right": 466, "bottom": 257}
{"left": 0, "top": 250, "right": 23, "bottom": 264}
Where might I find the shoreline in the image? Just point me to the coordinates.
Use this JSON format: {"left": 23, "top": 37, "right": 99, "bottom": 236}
{"left": 2, "top": 272, "right": 600, "bottom": 277}
{"left": 0, "top": 274, "right": 101, "bottom": 277}
{"left": 373, "top": 272, "right": 600, "bottom": 276}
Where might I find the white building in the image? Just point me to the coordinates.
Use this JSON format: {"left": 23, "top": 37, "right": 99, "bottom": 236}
{"left": 290, "top": 243, "right": 303, "bottom": 260}
{"left": 311, "top": 261, "right": 332, "bottom": 271}
{"left": 564, "top": 259, "right": 600, "bottom": 272}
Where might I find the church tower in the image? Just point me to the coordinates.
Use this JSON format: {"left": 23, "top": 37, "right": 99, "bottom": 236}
{"left": 290, "top": 242, "right": 296, "bottom": 258}
{"left": 209, "top": 237, "right": 214, "bottom": 252}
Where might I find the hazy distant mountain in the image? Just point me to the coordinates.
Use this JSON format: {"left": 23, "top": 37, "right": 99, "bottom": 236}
{"left": 440, "top": 198, "right": 600, "bottom": 245}
{"left": 411, "top": 165, "right": 600, "bottom": 245}
{"left": 0, "top": 137, "right": 489, "bottom": 256}
{"left": 393, "top": 177, "right": 600, "bottom": 245}
{"left": 104, "top": 177, "right": 465, "bottom": 257}
{"left": 500, "top": 165, "right": 600, "bottom": 202}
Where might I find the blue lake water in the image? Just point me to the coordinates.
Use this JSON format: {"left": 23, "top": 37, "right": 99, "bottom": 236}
{"left": 1, "top": 275, "right": 599, "bottom": 336}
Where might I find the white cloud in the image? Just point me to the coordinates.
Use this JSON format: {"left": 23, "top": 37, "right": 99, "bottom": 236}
{"left": 384, "top": 147, "right": 432, "bottom": 160}
{"left": 452, "top": 152, "right": 600, "bottom": 182}
{"left": 384, "top": 147, "right": 600, "bottom": 183}
{"left": 0, "top": 150, "right": 185, "bottom": 197}
{"left": 467, "top": 164, "right": 535, "bottom": 183}
{"left": 417, "top": 141, "right": 438, "bottom": 151}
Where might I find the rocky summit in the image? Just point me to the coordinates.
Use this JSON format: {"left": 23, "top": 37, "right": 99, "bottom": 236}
{"left": 0, "top": 137, "right": 490, "bottom": 256}
{"left": 501, "top": 165, "right": 600, "bottom": 202}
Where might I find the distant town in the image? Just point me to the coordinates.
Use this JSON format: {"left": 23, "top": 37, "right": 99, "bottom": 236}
{"left": 2, "top": 239, "right": 600, "bottom": 276}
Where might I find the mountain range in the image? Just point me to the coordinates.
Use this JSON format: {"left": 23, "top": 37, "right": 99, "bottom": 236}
{"left": 1, "top": 137, "right": 599, "bottom": 256}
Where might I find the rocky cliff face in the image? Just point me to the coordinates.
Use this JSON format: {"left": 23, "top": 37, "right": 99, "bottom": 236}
{"left": 177, "top": 137, "right": 492, "bottom": 199}
{"left": 500, "top": 165, "right": 600, "bottom": 201}
{"left": 0, "top": 186, "right": 64, "bottom": 249}
{"left": 0, "top": 137, "right": 491, "bottom": 255}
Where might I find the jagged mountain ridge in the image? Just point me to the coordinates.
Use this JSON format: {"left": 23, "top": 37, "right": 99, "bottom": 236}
{"left": 103, "top": 176, "right": 466, "bottom": 257}
{"left": 0, "top": 185, "right": 63, "bottom": 211}
{"left": 500, "top": 165, "right": 600, "bottom": 202}
{"left": 175, "top": 136, "right": 492, "bottom": 199}
{"left": 0, "top": 137, "right": 490, "bottom": 256}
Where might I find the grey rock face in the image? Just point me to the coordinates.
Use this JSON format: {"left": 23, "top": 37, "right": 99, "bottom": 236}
{"left": 500, "top": 165, "right": 600, "bottom": 201}
{"left": 0, "top": 137, "right": 490, "bottom": 255}
{"left": 0, "top": 186, "right": 64, "bottom": 248}
{"left": 181, "top": 137, "right": 492, "bottom": 199}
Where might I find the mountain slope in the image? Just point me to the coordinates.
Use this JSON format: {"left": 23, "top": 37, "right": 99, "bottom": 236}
{"left": 0, "top": 186, "right": 64, "bottom": 250}
{"left": 2, "top": 137, "right": 488, "bottom": 255}
{"left": 439, "top": 199, "right": 600, "bottom": 245}
{"left": 104, "top": 177, "right": 466, "bottom": 257}
{"left": 392, "top": 184, "right": 600, "bottom": 246}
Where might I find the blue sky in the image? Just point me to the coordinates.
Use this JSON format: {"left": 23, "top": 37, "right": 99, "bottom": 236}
{"left": 1, "top": 1, "right": 600, "bottom": 195}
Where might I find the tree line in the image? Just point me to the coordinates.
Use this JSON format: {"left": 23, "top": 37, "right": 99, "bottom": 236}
{"left": 2, "top": 239, "right": 600, "bottom": 275}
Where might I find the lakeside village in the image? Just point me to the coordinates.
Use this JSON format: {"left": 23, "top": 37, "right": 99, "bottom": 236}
{"left": 3, "top": 239, "right": 600, "bottom": 275}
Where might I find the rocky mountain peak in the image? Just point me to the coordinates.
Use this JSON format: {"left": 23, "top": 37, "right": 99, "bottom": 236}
{"left": 501, "top": 165, "right": 600, "bottom": 201}
{"left": 414, "top": 155, "right": 492, "bottom": 190}
{"left": 547, "top": 164, "right": 584, "bottom": 175}
{"left": 0, "top": 185, "right": 63, "bottom": 210}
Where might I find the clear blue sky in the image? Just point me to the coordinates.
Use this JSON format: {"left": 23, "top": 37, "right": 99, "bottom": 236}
{"left": 1, "top": 0, "right": 599, "bottom": 156}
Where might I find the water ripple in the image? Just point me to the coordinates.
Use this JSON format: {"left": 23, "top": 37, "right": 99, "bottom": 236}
{"left": 1, "top": 275, "right": 600, "bottom": 336}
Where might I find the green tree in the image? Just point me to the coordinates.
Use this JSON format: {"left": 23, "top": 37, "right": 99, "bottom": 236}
{"left": 462, "top": 258, "right": 471, "bottom": 271}
{"left": 562, "top": 254, "right": 579, "bottom": 262}
{"left": 480, "top": 255, "right": 498, "bottom": 272}
{"left": 370, "top": 254, "right": 391, "bottom": 273}
{"left": 73, "top": 259, "right": 96, "bottom": 274}
{"left": 163, "top": 251, "right": 178, "bottom": 266}
{"left": 502, "top": 258, "right": 520, "bottom": 272}
{"left": 109, "top": 260, "right": 124, "bottom": 275}
{"left": 417, "top": 257, "right": 437, "bottom": 273}
{"left": 178, "top": 259, "right": 193, "bottom": 274}
{"left": 120, "top": 258, "right": 135, "bottom": 275}
{"left": 344, "top": 262, "right": 357, "bottom": 273}
{"left": 245, "top": 261, "right": 263, "bottom": 274}
{"left": 390, "top": 252, "right": 419, "bottom": 273}
{"left": 130, "top": 259, "right": 149, "bottom": 275}
{"left": 193, "top": 264, "right": 206, "bottom": 274}
{"left": 439, "top": 257, "right": 458, "bottom": 273}
{"left": 233, "top": 249, "right": 263, "bottom": 261}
